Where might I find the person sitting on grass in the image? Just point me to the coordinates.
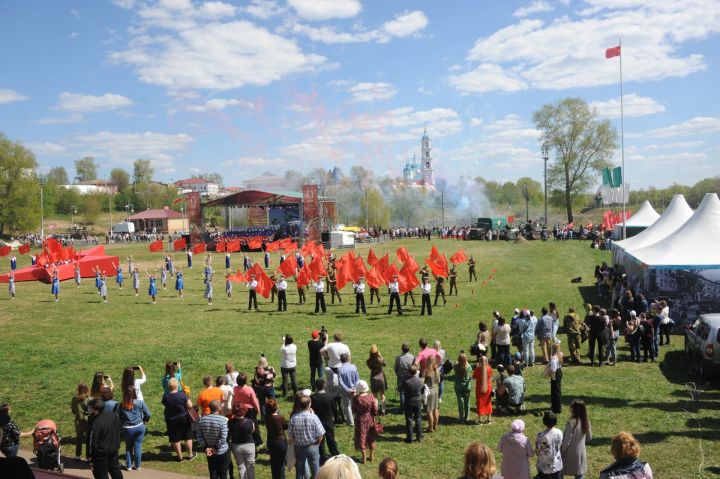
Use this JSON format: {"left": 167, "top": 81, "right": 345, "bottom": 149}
{"left": 498, "top": 365, "right": 525, "bottom": 414}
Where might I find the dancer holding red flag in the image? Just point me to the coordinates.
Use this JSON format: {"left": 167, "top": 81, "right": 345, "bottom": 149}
{"left": 276, "top": 275, "right": 288, "bottom": 311}
{"left": 420, "top": 277, "right": 432, "bottom": 316}
{"left": 51, "top": 267, "right": 60, "bottom": 302}
{"left": 353, "top": 277, "right": 367, "bottom": 315}
{"left": 312, "top": 276, "right": 326, "bottom": 313}
{"left": 247, "top": 274, "right": 259, "bottom": 311}
{"left": 387, "top": 275, "right": 403, "bottom": 316}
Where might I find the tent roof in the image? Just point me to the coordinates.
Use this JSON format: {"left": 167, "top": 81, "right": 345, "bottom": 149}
{"left": 627, "top": 193, "right": 720, "bottom": 269}
{"left": 615, "top": 195, "right": 694, "bottom": 253}
{"left": 204, "top": 189, "right": 302, "bottom": 208}
{"left": 623, "top": 200, "right": 660, "bottom": 227}
{"left": 127, "top": 208, "right": 184, "bottom": 220}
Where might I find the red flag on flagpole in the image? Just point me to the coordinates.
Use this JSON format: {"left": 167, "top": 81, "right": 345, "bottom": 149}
{"left": 278, "top": 254, "right": 298, "bottom": 277}
{"left": 226, "top": 239, "right": 241, "bottom": 253}
{"left": 365, "top": 266, "right": 383, "bottom": 289}
{"left": 192, "top": 242, "right": 206, "bottom": 254}
{"left": 396, "top": 246, "right": 410, "bottom": 263}
{"left": 605, "top": 45, "right": 621, "bottom": 59}
{"left": 149, "top": 240, "right": 164, "bottom": 252}
{"left": 367, "top": 248, "right": 378, "bottom": 266}
{"left": 18, "top": 243, "right": 31, "bottom": 255}
{"left": 248, "top": 237, "right": 263, "bottom": 250}
{"left": 450, "top": 249, "right": 468, "bottom": 264}
{"left": 296, "top": 264, "right": 311, "bottom": 287}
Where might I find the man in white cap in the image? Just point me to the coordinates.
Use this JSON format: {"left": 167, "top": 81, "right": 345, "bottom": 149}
{"left": 246, "top": 274, "right": 258, "bottom": 311}
{"left": 387, "top": 275, "right": 402, "bottom": 316}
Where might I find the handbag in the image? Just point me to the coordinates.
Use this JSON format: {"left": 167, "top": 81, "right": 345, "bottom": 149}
{"left": 186, "top": 404, "right": 199, "bottom": 423}
{"left": 180, "top": 378, "right": 191, "bottom": 397}
{"left": 373, "top": 421, "right": 384, "bottom": 435}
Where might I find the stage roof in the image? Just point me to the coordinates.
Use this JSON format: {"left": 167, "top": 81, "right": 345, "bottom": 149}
{"left": 203, "top": 189, "right": 303, "bottom": 208}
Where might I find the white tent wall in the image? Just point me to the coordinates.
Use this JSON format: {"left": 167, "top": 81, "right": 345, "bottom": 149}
{"left": 612, "top": 200, "right": 660, "bottom": 240}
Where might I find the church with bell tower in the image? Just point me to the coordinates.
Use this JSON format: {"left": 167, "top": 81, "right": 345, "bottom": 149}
{"left": 401, "top": 129, "right": 435, "bottom": 188}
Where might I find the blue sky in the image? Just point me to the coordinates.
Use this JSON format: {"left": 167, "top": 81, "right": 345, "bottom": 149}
{"left": 1, "top": 0, "right": 718, "bottom": 189}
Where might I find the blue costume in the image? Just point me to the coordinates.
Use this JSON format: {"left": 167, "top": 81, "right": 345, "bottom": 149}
{"left": 51, "top": 276, "right": 60, "bottom": 296}
{"left": 74, "top": 268, "right": 81, "bottom": 286}
{"left": 116, "top": 267, "right": 123, "bottom": 286}
{"left": 100, "top": 278, "right": 107, "bottom": 298}
{"left": 132, "top": 271, "right": 140, "bottom": 290}
{"left": 148, "top": 276, "right": 157, "bottom": 297}
{"left": 175, "top": 271, "right": 184, "bottom": 291}
{"left": 161, "top": 268, "right": 167, "bottom": 286}
{"left": 204, "top": 280, "right": 213, "bottom": 299}
{"left": 8, "top": 277, "right": 15, "bottom": 295}
{"left": 225, "top": 253, "right": 231, "bottom": 269}
{"left": 95, "top": 272, "right": 102, "bottom": 290}
{"left": 10, "top": 257, "right": 17, "bottom": 270}
{"left": 225, "top": 279, "right": 232, "bottom": 295}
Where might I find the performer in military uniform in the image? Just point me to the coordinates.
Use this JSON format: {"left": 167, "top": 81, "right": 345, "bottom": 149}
{"left": 370, "top": 285, "right": 381, "bottom": 304}
{"left": 448, "top": 266, "right": 458, "bottom": 295}
{"left": 468, "top": 256, "right": 477, "bottom": 282}
{"left": 434, "top": 275, "right": 447, "bottom": 306}
{"left": 328, "top": 270, "right": 342, "bottom": 304}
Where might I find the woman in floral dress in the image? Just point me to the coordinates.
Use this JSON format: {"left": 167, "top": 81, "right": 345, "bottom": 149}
{"left": 351, "top": 380, "right": 378, "bottom": 464}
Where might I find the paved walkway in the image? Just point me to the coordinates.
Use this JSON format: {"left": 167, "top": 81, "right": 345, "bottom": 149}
{"left": 18, "top": 448, "right": 205, "bottom": 479}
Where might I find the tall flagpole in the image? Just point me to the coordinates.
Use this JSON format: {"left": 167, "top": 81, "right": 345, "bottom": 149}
{"left": 619, "top": 37, "right": 626, "bottom": 240}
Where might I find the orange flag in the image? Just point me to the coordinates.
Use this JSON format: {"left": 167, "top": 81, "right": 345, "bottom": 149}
{"left": 228, "top": 268, "right": 246, "bottom": 283}
{"left": 308, "top": 256, "right": 327, "bottom": 282}
{"left": 450, "top": 249, "right": 468, "bottom": 264}
{"left": 278, "top": 254, "right": 298, "bottom": 277}
{"left": 296, "top": 264, "right": 311, "bottom": 287}
{"left": 365, "top": 266, "right": 383, "bottom": 289}
{"left": 173, "top": 238, "right": 187, "bottom": 251}
{"left": 377, "top": 253, "right": 390, "bottom": 272}
{"left": 248, "top": 237, "right": 263, "bottom": 250}
{"left": 396, "top": 246, "right": 410, "bottom": 263}
{"left": 192, "top": 243, "right": 207, "bottom": 254}
{"left": 353, "top": 257, "right": 368, "bottom": 282}
{"left": 425, "top": 257, "right": 448, "bottom": 278}
{"left": 149, "top": 240, "right": 163, "bottom": 252}
{"left": 284, "top": 242, "right": 298, "bottom": 253}
{"left": 401, "top": 255, "right": 420, "bottom": 274}
{"left": 383, "top": 263, "right": 400, "bottom": 284}
{"left": 367, "top": 248, "right": 378, "bottom": 266}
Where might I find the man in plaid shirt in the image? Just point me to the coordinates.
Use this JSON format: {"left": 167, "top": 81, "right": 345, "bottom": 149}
{"left": 288, "top": 395, "right": 325, "bottom": 479}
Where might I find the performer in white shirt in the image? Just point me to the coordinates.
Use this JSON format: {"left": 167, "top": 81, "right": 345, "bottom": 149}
{"left": 312, "top": 277, "right": 327, "bottom": 313}
{"left": 353, "top": 277, "right": 367, "bottom": 314}
{"left": 276, "top": 275, "right": 288, "bottom": 311}
{"left": 387, "top": 275, "right": 403, "bottom": 316}
{"left": 420, "top": 277, "right": 432, "bottom": 316}
{"left": 246, "top": 274, "right": 258, "bottom": 311}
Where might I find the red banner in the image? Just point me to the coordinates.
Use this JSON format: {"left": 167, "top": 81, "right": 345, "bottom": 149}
{"left": 367, "top": 248, "right": 378, "bottom": 266}
{"left": 226, "top": 239, "right": 241, "bottom": 253}
{"left": 278, "top": 254, "right": 298, "bottom": 277}
{"left": 248, "top": 263, "right": 273, "bottom": 298}
{"left": 248, "top": 237, "right": 263, "bottom": 250}
{"left": 0, "top": 246, "right": 11, "bottom": 257}
{"left": 303, "top": 184, "right": 320, "bottom": 243}
{"left": 192, "top": 242, "right": 207, "bottom": 254}
{"left": 186, "top": 191, "right": 202, "bottom": 243}
{"left": 396, "top": 247, "right": 410, "bottom": 263}
{"left": 308, "top": 256, "right": 327, "bottom": 282}
{"left": 18, "top": 243, "right": 31, "bottom": 255}
{"left": 149, "top": 240, "right": 164, "bottom": 252}
{"left": 173, "top": 238, "right": 187, "bottom": 251}
{"left": 365, "top": 266, "right": 383, "bottom": 289}
{"left": 450, "top": 249, "right": 468, "bottom": 264}
{"left": 215, "top": 239, "right": 226, "bottom": 252}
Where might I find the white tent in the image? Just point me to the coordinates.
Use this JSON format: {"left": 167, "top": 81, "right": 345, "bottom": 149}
{"left": 613, "top": 200, "right": 660, "bottom": 240}
{"left": 612, "top": 195, "right": 693, "bottom": 267}
{"left": 627, "top": 193, "right": 720, "bottom": 269}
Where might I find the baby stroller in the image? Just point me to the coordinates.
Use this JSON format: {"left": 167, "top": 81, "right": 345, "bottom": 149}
{"left": 33, "top": 419, "right": 64, "bottom": 473}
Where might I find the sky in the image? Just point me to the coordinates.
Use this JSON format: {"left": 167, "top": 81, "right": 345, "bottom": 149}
{"left": 1, "top": 0, "right": 719, "bottom": 190}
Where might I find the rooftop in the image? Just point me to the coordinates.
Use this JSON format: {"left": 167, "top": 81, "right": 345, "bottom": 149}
{"left": 127, "top": 207, "right": 184, "bottom": 220}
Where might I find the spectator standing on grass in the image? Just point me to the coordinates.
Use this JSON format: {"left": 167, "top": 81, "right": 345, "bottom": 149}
{"left": 288, "top": 396, "right": 325, "bottom": 479}
{"left": 308, "top": 330, "right": 325, "bottom": 391}
{"left": 535, "top": 411, "right": 563, "bottom": 479}
{"left": 599, "top": 432, "right": 653, "bottom": 479}
{"left": 401, "top": 365, "right": 423, "bottom": 444}
{"left": 560, "top": 400, "right": 591, "bottom": 479}
{"left": 453, "top": 352, "right": 472, "bottom": 424}
{"left": 197, "top": 400, "right": 230, "bottom": 479}
{"left": 521, "top": 311, "right": 537, "bottom": 367}
{"left": 352, "top": 380, "right": 378, "bottom": 464}
{"left": 321, "top": 333, "right": 351, "bottom": 373}
{"left": 549, "top": 343, "right": 563, "bottom": 414}
{"left": 232, "top": 374, "right": 262, "bottom": 448}
{"left": 225, "top": 362, "right": 239, "bottom": 388}
{"left": 495, "top": 315, "right": 512, "bottom": 366}
{"left": 162, "top": 378, "right": 195, "bottom": 462}
{"left": 638, "top": 313, "right": 656, "bottom": 362}
{"left": 585, "top": 305, "right": 605, "bottom": 367}
{"left": 423, "top": 356, "right": 441, "bottom": 433}
{"left": 625, "top": 311, "right": 641, "bottom": 363}
{"left": 280, "top": 335, "right": 298, "bottom": 398}
{"left": 118, "top": 385, "right": 150, "bottom": 471}
{"left": 217, "top": 376, "right": 233, "bottom": 417}
{"left": 264, "top": 399, "right": 288, "bottom": 479}
{"left": 337, "top": 354, "right": 359, "bottom": 427}
{"left": 253, "top": 356, "right": 276, "bottom": 421}
{"left": 459, "top": 442, "right": 501, "bottom": 479}
{"left": 563, "top": 309, "right": 583, "bottom": 364}
{"left": 498, "top": 419, "right": 534, "bottom": 479}
{"left": 394, "top": 343, "right": 414, "bottom": 412}
{"left": 473, "top": 356, "right": 493, "bottom": 425}
{"left": 311, "top": 379, "right": 340, "bottom": 465}
{"left": 367, "top": 345, "right": 388, "bottom": 416}
{"left": 197, "top": 376, "right": 225, "bottom": 416}
{"left": 228, "top": 403, "right": 256, "bottom": 479}
{"left": 539, "top": 308, "right": 554, "bottom": 364}
{"left": 87, "top": 399, "right": 124, "bottom": 479}
{"left": 71, "top": 383, "right": 90, "bottom": 460}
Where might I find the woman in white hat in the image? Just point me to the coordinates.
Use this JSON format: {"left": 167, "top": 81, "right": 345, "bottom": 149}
{"left": 498, "top": 419, "right": 534, "bottom": 479}
{"left": 351, "top": 379, "right": 378, "bottom": 464}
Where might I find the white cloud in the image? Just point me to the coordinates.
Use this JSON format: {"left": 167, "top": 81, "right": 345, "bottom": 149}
{"left": 513, "top": 0, "right": 554, "bottom": 17}
{"left": 348, "top": 82, "right": 397, "bottom": 103}
{"left": 37, "top": 114, "right": 85, "bottom": 125}
{"left": 642, "top": 117, "right": 720, "bottom": 138}
{"left": 71, "top": 131, "right": 194, "bottom": 168}
{"left": 69, "top": 31, "right": 81, "bottom": 39}
{"left": 222, "top": 156, "right": 287, "bottom": 167}
{"left": 196, "top": 1, "right": 236, "bottom": 19}
{"left": 287, "top": 10, "right": 428, "bottom": 44}
{"left": 288, "top": 0, "right": 361, "bottom": 21}
{"left": 448, "top": 63, "right": 528, "bottom": 94}
{"left": 111, "top": 20, "right": 327, "bottom": 91}
{"left": 452, "top": 1, "right": 720, "bottom": 93}
{"left": 26, "top": 142, "right": 67, "bottom": 156}
{"left": 0, "top": 88, "right": 29, "bottom": 104}
{"left": 469, "top": 118, "right": 484, "bottom": 127}
{"left": 591, "top": 93, "right": 665, "bottom": 118}
{"left": 627, "top": 152, "right": 709, "bottom": 163}
{"left": 185, "top": 98, "right": 254, "bottom": 112}
{"left": 57, "top": 92, "right": 133, "bottom": 112}
{"left": 288, "top": 103, "right": 311, "bottom": 112}
{"left": 245, "top": 0, "right": 285, "bottom": 19}
{"left": 111, "top": 0, "right": 135, "bottom": 9}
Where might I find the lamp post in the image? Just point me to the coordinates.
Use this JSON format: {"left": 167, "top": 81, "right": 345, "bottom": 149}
{"left": 542, "top": 142, "right": 549, "bottom": 225}
{"left": 125, "top": 203, "right": 134, "bottom": 218}
{"left": 71, "top": 205, "right": 78, "bottom": 227}
{"left": 365, "top": 188, "right": 369, "bottom": 231}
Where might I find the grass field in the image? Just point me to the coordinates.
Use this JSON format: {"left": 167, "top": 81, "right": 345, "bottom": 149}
{"left": 1, "top": 239, "right": 718, "bottom": 478}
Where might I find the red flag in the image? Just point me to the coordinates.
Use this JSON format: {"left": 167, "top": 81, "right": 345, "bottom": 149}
{"left": 149, "top": 240, "right": 164, "bottom": 252}
{"left": 300, "top": 241, "right": 316, "bottom": 257}
{"left": 401, "top": 255, "right": 420, "bottom": 275}
{"left": 383, "top": 264, "right": 400, "bottom": 285}
{"left": 278, "top": 254, "right": 298, "bottom": 277}
{"left": 228, "top": 268, "right": 246, "bottom": 283}
{"left": 450, "top": 249, "right": 468, "bottom": 264}
{"left": 0, "top": 245, "right": 11, "bottom": 256}
{"left": 277, "top": 238, "right": 293, "bottom": 249}
{"left": 367, "top": 248, "right": 378, "bottom": 266}
{"left": 308, "top": 256, "right": 327, "bottom": 282}
{"left": 284, "top": 242, "right": 298, "bottom": 253}
{"left": 226, "top": 239, "right": 241, "bottom": 253}
{"left": 425, "top": 257, "right": 448, "bottom": 278}
{"left": 248, "top": 263, "right": 273, "bottom": 298}
{"left": 311, "top": 242, "right": 326, "bottom": 258}
{"left": 173, "top": 238, "right": 187, "bottom": 251}
{"left": 215, "top": 239, "right": 226, "bottom": 252}
{"left": 353, "top": 257, "right": 368, "bottom": 282}
{"left": 396, "top": 246, "right": 409, "bottom": 263}
{"left": 430, "top": 245, "right": 442, "bottom": 260}
{"left": 18, "top": 243, "right": 31, "bottom": 255}
{"left": 173, "top": 196, "right": 185, "bottom": 205}
{"left": 399, "top": 268, "right": 420, "bottom": 294}
{"left": 266, "top": 240, "right": 280, "bottom": 252}
{"left": 192, "top": 242, "right": 206, "bottom": 254}
{"left": 507, "top": 215, "right": 514, "bottom": 224}
{"left": 365, "top": 266, "right": 383, "bottom": 289}
{"left": 377, "top": 253, "right": 390, "bottom": 272}
{"left": 605, "top": 45, "right": 621, "bottom": 59}
{"left": 296, "top": 265, "right": 311, "bottom": 288}
{"left": 248, "top": 237, "right": 263, "bottom": 250}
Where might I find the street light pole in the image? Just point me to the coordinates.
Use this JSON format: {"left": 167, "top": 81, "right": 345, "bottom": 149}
{"left": 522, "top": 184, "right": 530, "bottom": 223}
{"left": 365, "top": 188, "right": 369, "bottom": 231}
{"left": 71, "top": 205, "right": 77, "bottom": 228}
{"left": 542, "top": 143, "right": 549, "bottom": 225}
{"left": 441, "top": 189, "right": 445, "bottom": 229}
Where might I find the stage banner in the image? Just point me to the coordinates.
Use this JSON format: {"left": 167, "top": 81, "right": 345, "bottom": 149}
{"left": 303, "top": 184, "right": 320, "bottom": 243}
{"left": 186, "top": 192, "right": 202, "bottom": 243}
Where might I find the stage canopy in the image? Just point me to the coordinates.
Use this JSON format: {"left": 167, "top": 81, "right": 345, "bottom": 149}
{"left": 613, "top": 200, "right": 660, "bottom": 240}
{"left": 204, "top": 190, "right": 302, "bottom": 208}
{"left": 612, "top": 195, "right": 694, "bottom": 268}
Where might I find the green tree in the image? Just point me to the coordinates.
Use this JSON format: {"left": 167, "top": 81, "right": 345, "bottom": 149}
{"left": 46, "top": 166, "right": 69, "bottom": 185}
{"left": 192, "top": 172, "right": 223, "bottom": 188}
{"left": 133, "top": 159, "right": 153, "bottom": 185}
{"left": 0, "top": 134, "right": 41, "bottom": 236}
{"left": 110, "top": 168, "right": 130, "bottom": 192}
{"left": 74, "top": 156, "right": 98, "bottom": 182}
{"left": 360, "top": 188, "right": 391, "bottom": 228}
{"left": 533, "top": 98, "right": 617, "bottom": 222}
{"left": 83, "top": 193, "right": 102, "bottom": 224}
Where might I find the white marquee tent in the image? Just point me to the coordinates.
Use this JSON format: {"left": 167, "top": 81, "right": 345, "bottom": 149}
{"left": 612, "top": 195, "right": 694, "bottom": 268}
{"left": 613, "top": 200, "right": 660, "bottom": 240}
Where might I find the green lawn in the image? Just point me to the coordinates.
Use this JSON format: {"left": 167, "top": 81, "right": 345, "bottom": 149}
{"left": 1, "top": 239, "right": 718, "bottom": 478}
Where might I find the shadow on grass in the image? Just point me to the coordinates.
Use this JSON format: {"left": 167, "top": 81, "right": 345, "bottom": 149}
{"left": 576, "top": 285, "right": 604, "bottom": 309}
{"left": 524, "top": 392, "right": 719, "bottom": 413}
{"left": 591, "top": 427, "right": 720, "bottom": 448}
{"left": 659, "top": 350, "right": 694, "bottom": 385}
